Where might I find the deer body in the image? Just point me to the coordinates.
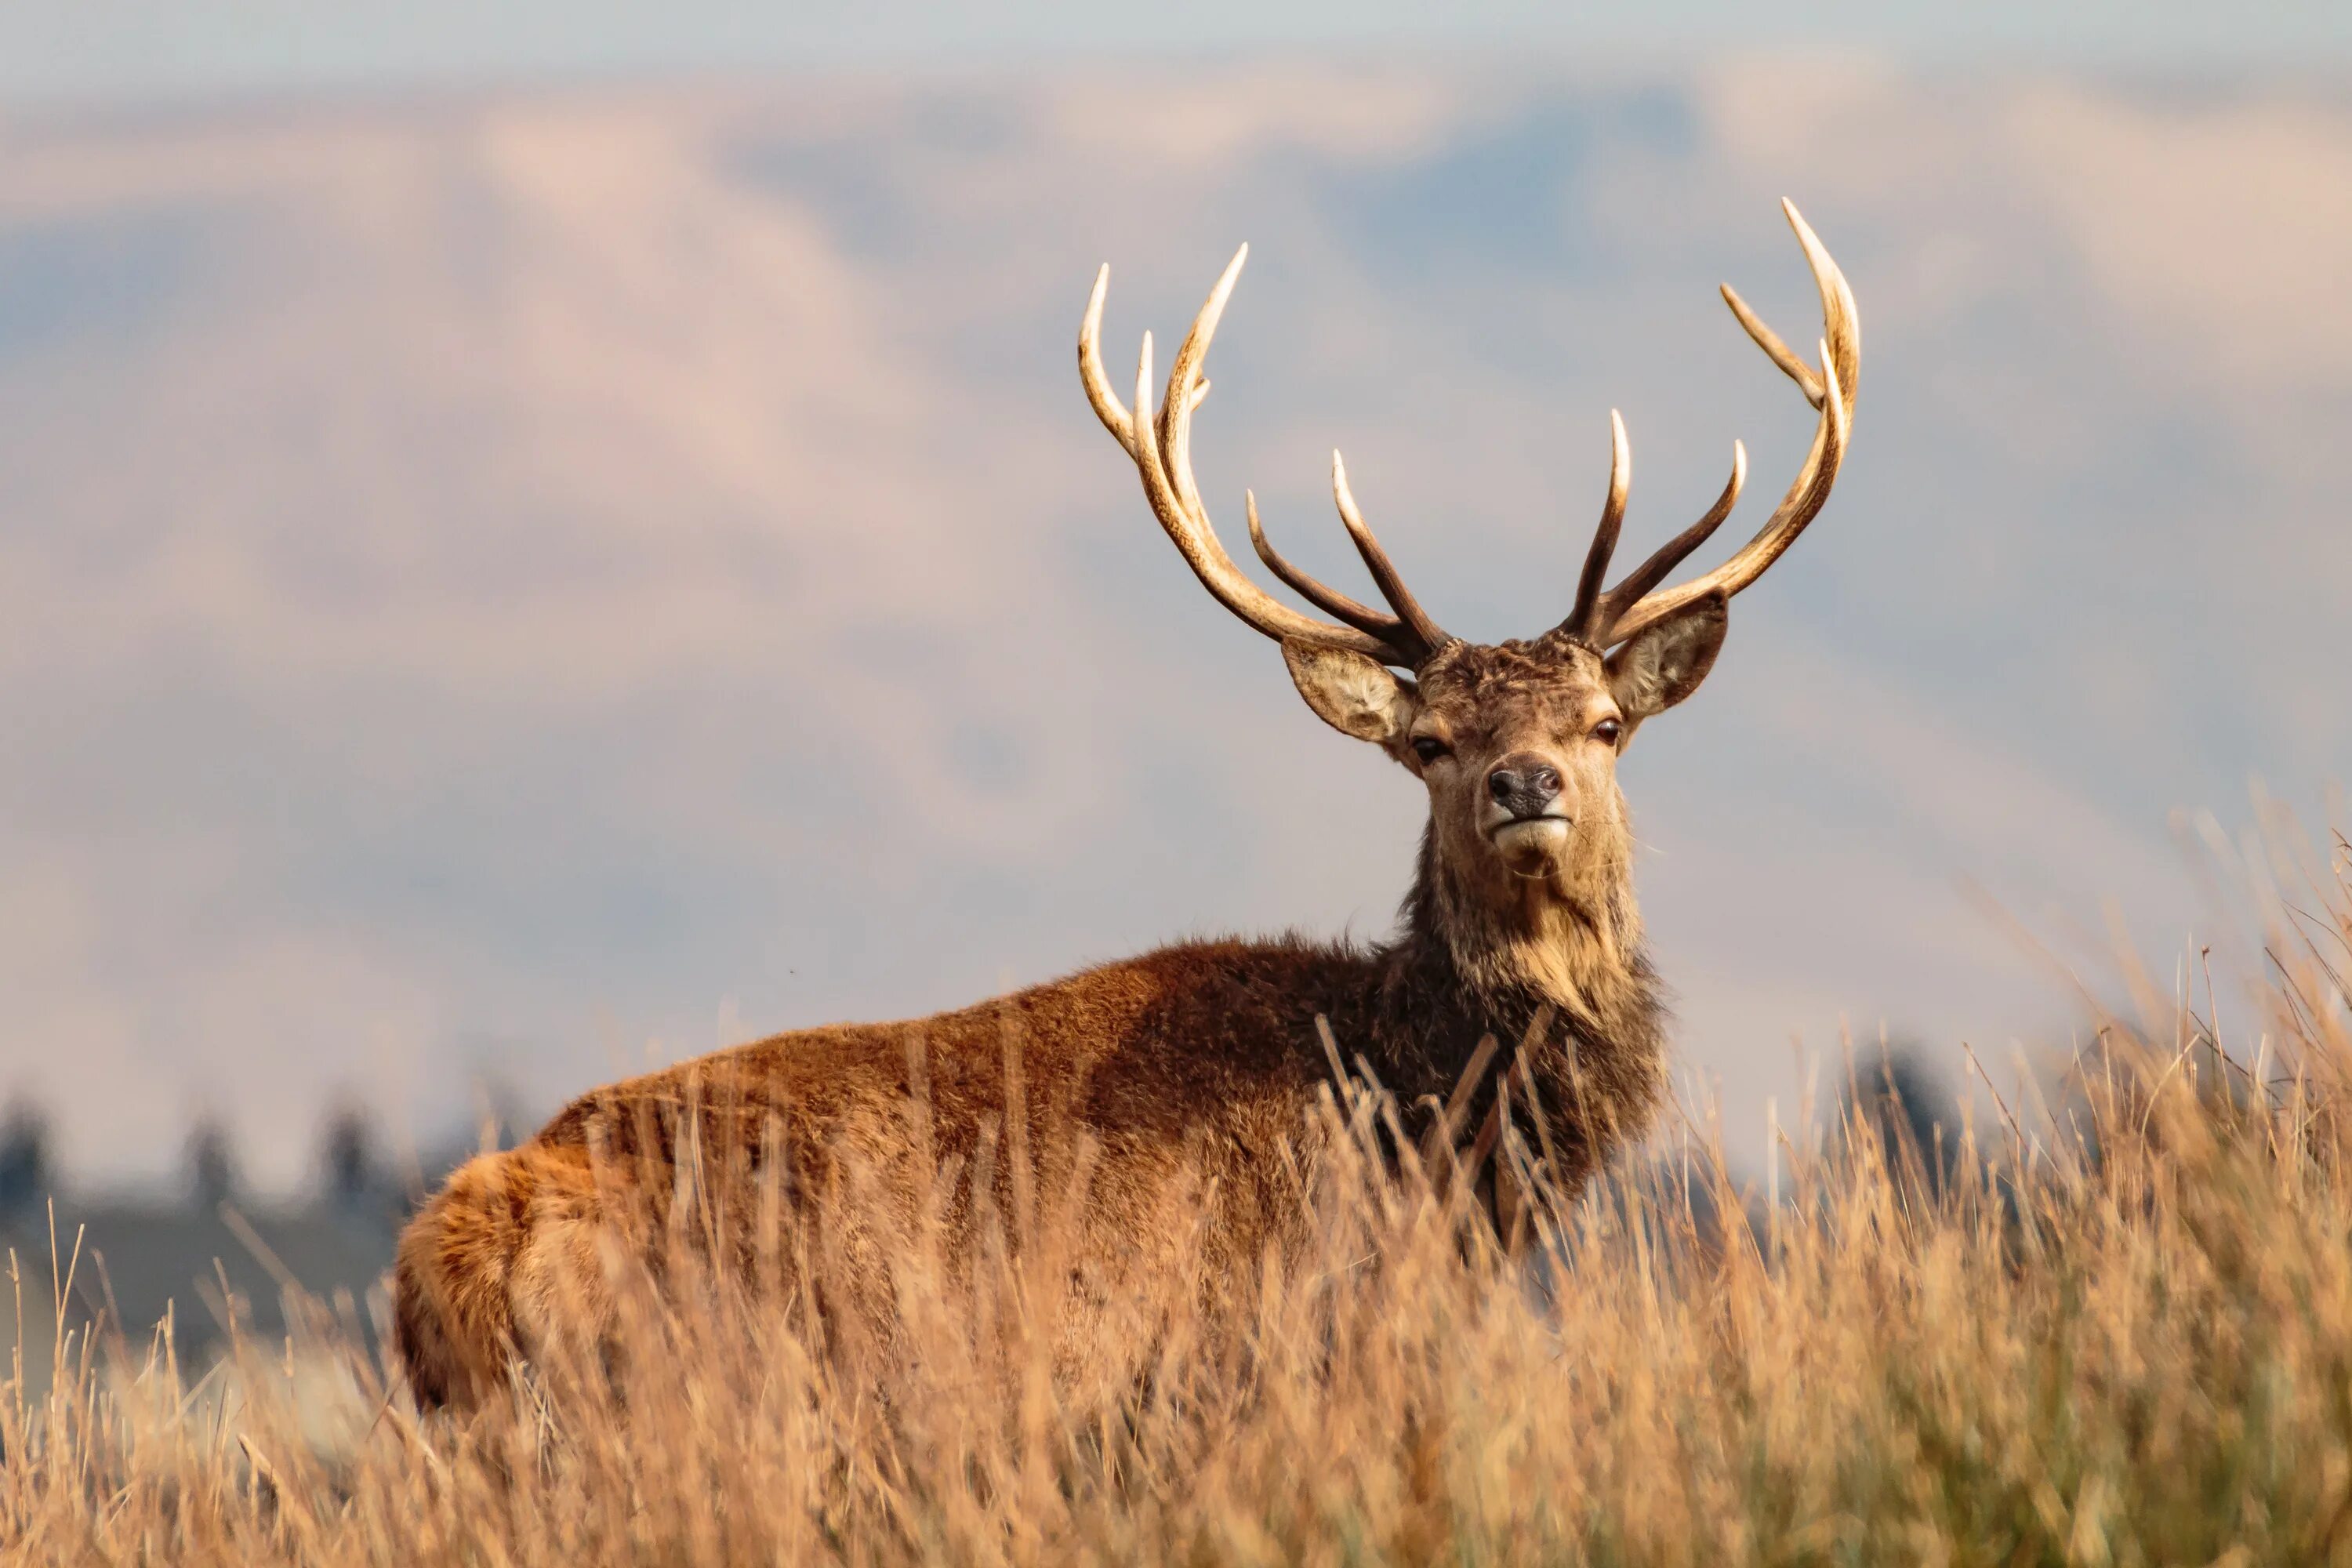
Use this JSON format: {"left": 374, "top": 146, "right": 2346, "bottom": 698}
{"left": 397, "top": 898, "right": 1664, "bottom": 1410}
{"left": 394, "top": 202, "right": 1857, "bottom": 1412}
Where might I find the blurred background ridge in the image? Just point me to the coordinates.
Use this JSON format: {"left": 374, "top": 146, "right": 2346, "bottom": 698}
{"left": 0, "top": 14, "right": 2344, "bottom": 1197}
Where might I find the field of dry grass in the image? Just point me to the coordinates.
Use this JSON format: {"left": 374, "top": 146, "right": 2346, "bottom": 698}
{"left": 4, "top": 816, "right": 2349, "bottom": 1566}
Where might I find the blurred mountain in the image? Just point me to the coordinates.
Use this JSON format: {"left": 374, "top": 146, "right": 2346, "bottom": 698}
{"left": 2, "top": 65, "right": 2344, "bottom": 1186}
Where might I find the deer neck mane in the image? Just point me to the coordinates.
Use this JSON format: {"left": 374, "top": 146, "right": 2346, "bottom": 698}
{"left": 1370, "top": 826, "right": 1668, "bottom": 1180}
{"left": 1392, "top": 826, "right": 1650, "bottom": 1032}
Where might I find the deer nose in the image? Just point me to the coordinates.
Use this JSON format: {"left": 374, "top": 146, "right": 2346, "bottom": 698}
{"left": 1486, "top": 754, "right": 1563, "bottom": 818}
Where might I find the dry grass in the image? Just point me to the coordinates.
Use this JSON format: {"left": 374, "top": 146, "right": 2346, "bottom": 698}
{"left": 5, "top": 821, "right": 2350, "bottom": 1566}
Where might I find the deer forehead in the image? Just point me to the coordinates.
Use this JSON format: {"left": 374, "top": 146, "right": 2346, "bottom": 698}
{"left": 1415, "top": 640, "right": 1613, "bottom": 744}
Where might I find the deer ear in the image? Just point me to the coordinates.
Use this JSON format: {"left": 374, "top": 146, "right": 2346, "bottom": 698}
{"left": 1281, "top": 639, "right": 1416, "bottom": 746}
{"left": 1605, "top": 592, "right": 1728, "bottom": 730}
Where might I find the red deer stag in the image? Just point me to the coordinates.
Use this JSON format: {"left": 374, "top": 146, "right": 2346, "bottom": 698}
{"left": 394, "top": 200, "right": 1858, "bottom": 1411}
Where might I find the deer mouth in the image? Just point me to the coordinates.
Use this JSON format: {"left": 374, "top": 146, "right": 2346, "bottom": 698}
{"left": 1487, "top": 815, "right": 1571, "bottom": 877}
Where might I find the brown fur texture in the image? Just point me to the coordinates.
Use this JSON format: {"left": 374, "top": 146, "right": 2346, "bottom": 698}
{"left": 394, "top": 612, "right": 1729, "bottom": 1412}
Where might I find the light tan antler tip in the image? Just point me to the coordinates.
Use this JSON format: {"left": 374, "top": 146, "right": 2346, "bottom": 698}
{"left": 1203, "top": 244, "right": 1250, "bottom": 317}
{"left": 1331, "top": 450, "right": 1366, "bottom": 525}
{"left": 1077, "top": 260, "right": 1141, "bottom": 452}
{"left": 1784, "top": 204, "right": 1842, "bottom": 307}
{"left": 1330, "top": 450, "right": 1367, "bottom": 531}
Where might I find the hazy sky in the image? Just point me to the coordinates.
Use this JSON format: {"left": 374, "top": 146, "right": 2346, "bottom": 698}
{"left": 1, "top": 51, "right": 2346, "bottom": 1193}
{"left": 5, "top": 2, "right": 2350, "bottom": 109}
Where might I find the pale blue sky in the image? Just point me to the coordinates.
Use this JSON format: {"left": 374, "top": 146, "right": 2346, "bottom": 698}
{"left": 5, "top": 1, "right": 2349, "bottom": 110}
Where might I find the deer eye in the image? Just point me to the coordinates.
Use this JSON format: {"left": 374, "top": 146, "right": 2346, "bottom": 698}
{"left": 1592, "top": 719, "right": 1623, "bottom": 746}
{"left": 1411, "top": 735, "right": 1451, "bottom": 764}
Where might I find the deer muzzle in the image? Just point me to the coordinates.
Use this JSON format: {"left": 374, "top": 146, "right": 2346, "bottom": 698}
{"left": 1483, "top": 751, "right": 1573, "bottom": 876}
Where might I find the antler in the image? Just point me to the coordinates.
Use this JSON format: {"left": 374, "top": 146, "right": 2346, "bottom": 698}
{"left": 1562, "top": 198, "right": 1860, "bottom": 649}
{"left": 1080, "top": 249, "right": 1453, "bottom": 669}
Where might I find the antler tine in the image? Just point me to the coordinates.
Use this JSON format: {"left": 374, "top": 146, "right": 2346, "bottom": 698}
{"left": 1592, "top": 441, "right": 1746, "bottom": 631}
{"left": 1078, "top": 264, "right": 1139, "bottom": 456}
{"left": 1088, "top": 251, "right": 1426, "bottom": 666}
{"left": 1159, "top": 245, "right": 1249, "bottom": 529}
{"left": 1563, "top": 410, "right": 1632, "bottom": 644}
{"left": 1246, "top": 491, "right": 1406, "bottom": 640}
{"left": 1598, "top": 198, "right": 1860, "bottom": 648}
{"left": 1721, "top": 287, "right": 1820, "bottom": 407}
{"left": 1330, "top": 453, "right": 1453, "bottom": 656}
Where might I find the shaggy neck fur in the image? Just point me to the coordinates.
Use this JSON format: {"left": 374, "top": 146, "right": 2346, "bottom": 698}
{"left": 1369, "top": 818, "right": 1668, "bottom": 1187}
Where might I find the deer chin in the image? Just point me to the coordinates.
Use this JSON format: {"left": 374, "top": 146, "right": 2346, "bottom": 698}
{"left": 1489, "top": 818, "right": 1571, "bottom": 879}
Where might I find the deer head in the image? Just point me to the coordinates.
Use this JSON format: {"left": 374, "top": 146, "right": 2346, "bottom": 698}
{"left": 1080, "top": 202, "right": 1857, "bottom": 995}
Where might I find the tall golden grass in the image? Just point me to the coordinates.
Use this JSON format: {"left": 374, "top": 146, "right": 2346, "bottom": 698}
{"left": 5, "top": 818, "right": 2350, "bottom": 1565}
